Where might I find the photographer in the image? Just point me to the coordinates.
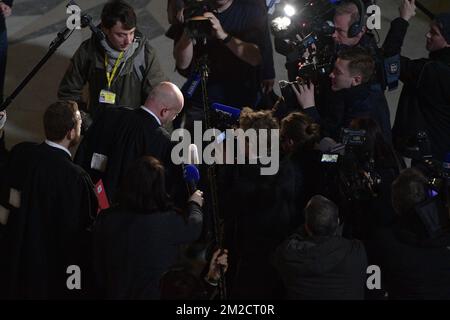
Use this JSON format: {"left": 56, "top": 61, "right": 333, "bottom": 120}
{"left": 367, "top": 169, "right": 450, "bottom": 299}
{"left": 170, "top": 0, "right": 272, "bottom": 132}
{"left": 386, "top": 1, "right": 450, "bottom": 162}
{"left": 275, "top": 0, "right": 407, "bottom": 121}
{"left": 292, "top": 47, "right": 392, "bottom": 143}
{"left": 277, "top": 1, "right": 400, "bottom": 78}
{"left": 331, "top": 0, "right": 407, "bottom": 88}
{"left": 341, "top": 117, "right": 401, "bottom": 241}
{"left": 169, "top": 0, "right": 276, "bottom": 95}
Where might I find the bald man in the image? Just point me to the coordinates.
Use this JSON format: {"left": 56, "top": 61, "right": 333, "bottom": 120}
{"left": 75, "top": 82, "right": 185, "bottom": 203}
{"left": 144, "top": 81, "right": 184, "bottom": 125}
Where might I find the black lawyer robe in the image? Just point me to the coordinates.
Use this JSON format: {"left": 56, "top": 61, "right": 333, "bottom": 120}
{"left": 75, "top": 107, "right": 182, "bottom": 204}
{"left": 0, "top": 142, "right": 98, "bottom": 299}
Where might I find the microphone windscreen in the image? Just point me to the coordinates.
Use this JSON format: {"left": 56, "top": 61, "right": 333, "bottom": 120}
{"left": 211, "top": 103, "right": 241, "bottom": 119}
{"left": 184, "top": 164, "right": 200, "bottom": 184}
{"left": 188, "top": 144, "right": 200, "bottom": 165}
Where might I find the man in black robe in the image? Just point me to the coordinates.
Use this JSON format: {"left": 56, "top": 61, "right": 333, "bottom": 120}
{"left": 75, "top": 82, "right": 185, "bottom": 204}
{"left": 0, "top": 101, "right": 98, "bottom": 299}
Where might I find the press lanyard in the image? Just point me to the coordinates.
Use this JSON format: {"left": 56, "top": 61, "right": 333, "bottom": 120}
{"left": 105, "top": 51, "right": 124, "bottom": 89}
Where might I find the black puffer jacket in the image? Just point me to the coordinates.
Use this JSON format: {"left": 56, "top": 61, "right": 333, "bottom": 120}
{"left": 273, "top": 227, "right": 368, "bottom": 300}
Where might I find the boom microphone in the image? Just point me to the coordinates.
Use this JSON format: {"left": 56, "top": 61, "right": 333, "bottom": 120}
{"left": 415, "top": 1, "right": 435, "bottom": 20}
{"left": 81, "top": 14, "right": 105, "bottom": 41}
{"left": 67, "top": 0, "right": 105, "bottom": 41}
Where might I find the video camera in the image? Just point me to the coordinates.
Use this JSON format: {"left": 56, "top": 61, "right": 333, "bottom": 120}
{"left": 210, "top": 103, "right": 241, "bottom": 132}
{"left": 321, "top": 128, "right": 381, "bottom": 202}
{"left": 271, "top": 0, "right": 337, "bottom": 83}
{"left": 183, "top": 0, "right": 218, "bottom": 40}
{"left": 381, "top": 130, "right": 450, "bottom": 239}
{"left": 412, "top": 155, "right": 450, "bottom": 240}
{"left": 399, "top": 131, "right": 449, "bottom": 187}
{"left": 403, "top": 131, "right": 450, "bottom": 198}
{"left": 399, "top": 131, "right": 433, "bottom": 161}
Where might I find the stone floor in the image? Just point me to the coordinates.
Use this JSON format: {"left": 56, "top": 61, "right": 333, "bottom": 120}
{"left": 2, "top": 0, "right": 450, "bottom": 148}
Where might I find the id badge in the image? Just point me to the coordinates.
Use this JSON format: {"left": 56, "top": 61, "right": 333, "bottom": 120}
{"left": 91, "top": 153, "right": 108, "bottom": 172}
{"left": 99, "top": 89, "right": 116, "bottom": 104}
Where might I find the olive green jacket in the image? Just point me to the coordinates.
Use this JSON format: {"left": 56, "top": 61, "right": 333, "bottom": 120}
{"left": 58, "top": 31, "right": 167, "bottom": 116}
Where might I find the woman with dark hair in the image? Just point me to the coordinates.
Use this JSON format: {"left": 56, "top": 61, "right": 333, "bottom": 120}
{"left": 220, "top": 108, "right": 294, "bottom": 299}
{"left": 280, "top": 112, "right": 325, "bottom": 227}
{"left": 92, "top": 156, "right": 204, "bottom": 300}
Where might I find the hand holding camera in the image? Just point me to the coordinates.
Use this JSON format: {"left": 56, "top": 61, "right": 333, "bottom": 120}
{"left": 183, "top": 0, "right": 218, "bottom": 40}
{"left": 203, "top": 12, "right": 228, "bottom": 41}
{"left": 291, "top": 80, "right": 316, "bottom": 109}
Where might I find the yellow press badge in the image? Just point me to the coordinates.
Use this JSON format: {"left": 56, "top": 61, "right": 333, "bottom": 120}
{"left": 99, "top": 89, "right": 116, "bottom": 104}
{"left": 100, "top": 52, "right": 124, "bottom": 105}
